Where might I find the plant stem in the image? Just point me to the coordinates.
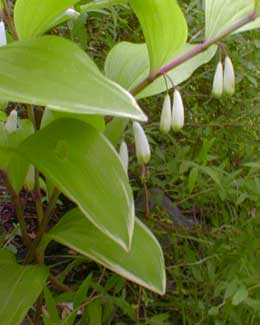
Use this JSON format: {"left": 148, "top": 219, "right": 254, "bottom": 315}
{"left": 136, "top": 286, "right": 143, "bottom": 325}
{"left": 1, "top": 170, "right": 31, "bottom": 248}
{"left": 49, "top": 273, "right": 72, "bottom": 292}
{"left": 2, "top": 0, "right": 18, "bottom": 40}
{"left": 34, "top": 169, "right": 44, "bottom": 223}
{"left": 33, "top": 293, "right": 43, "bottom": 325}
{"left": 141, "top": 164, "right": 150, "bottom": 218}
{"left": 27, "top": 105, "right": 37, "bottom": 130}
{"left": 130, "top": 12, "right": 257, "bottom": 96}
{"left": 24, "top": 188, "right": 60, "bottom": 264}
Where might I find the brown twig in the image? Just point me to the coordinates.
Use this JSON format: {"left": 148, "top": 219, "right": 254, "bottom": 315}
{"left": 141, "top": 164, "right": 150, "bottom": 218}
{"left": 1, "top": 170, "right": 31, "bottom": 248}
{"left": 136, "top": 286, "right": 143, "bottom": 325}
{"left": 24, "top": 188, "right": 60, "bottom": 264}
{"left": 2, "top": 0, "right": 18, "bottom": 39}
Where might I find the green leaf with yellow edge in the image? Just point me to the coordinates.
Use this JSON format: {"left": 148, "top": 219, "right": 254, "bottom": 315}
{"left": 0, "top": 249, "right": 48, "bottom": 325}
{"left": 205, "top": 0, "right": 259, "bottom": 38}
{"left": 0, "top": 36, "right": 146, "bottom": 122}
{"left": 14, "top": 0, "right": 79, "bottom": 39}
{"left": 41, "top": 108, "right": 105, "bottom": 132}
{"left": 105, "top": 42, "right": 217, "bottom": 98}
{"left": 45, "top": 208, "right": 166, "bottom": 295}
{"left": 129, "top": 0, "right": 187, "bottom": 71}
{"left": 19, "top": 119, "right": 135, "bottom": 250}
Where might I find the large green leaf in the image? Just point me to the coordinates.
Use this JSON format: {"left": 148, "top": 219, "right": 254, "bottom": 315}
{"left": 105, "top": 42, "right": 217, "bottom": 98}
{"left": 45, "top": 208, "right": 166, "bottom": 295}
{"left": 19, "top": 119, "right": 135, "bottom": 250}
{"left": 129, "top": 0, "right": 187, "bottom": 71}
{"left": 205, "top": 0, "right": 258, "bottom": 38}
{"left": 14, "top": 0, "right": 79, "bottom": 39}
{"left": 0, "top": 249, "right": 48, "bottom": 325}
{"left": 80, "top": 0, "right": 127, "bottom": 11}
{"left": 0, "top": 36, "right": 146, "bottom": 121}
{"left": 41, "top": 108, "right": 105, "bottom": 132}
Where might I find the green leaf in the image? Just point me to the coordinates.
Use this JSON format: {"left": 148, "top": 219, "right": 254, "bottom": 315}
{"left": 232, "top": 285, "right": 248, "bottom": 306}
{"left": 237, "top": 17, "right": 260, "bottom": 33}
{"left": 41, "top": 108, "right": 105, "bottom": 132}
{"left": 80, "top": 0, "right": 127, "bottom": 11}
{"left": 44, "top": 287, "right": 60, "bottom": 323}
{"left": 205, "top": 0, "right": 257, "bottom": 38}
{"left": 256, "top": 0, "right": 260, "bottom": 13}
{"left": 0, "top": 249, "right": 48, "bottom": 325}
{"left": 87, "top": 299, "right": 102, "bottom": 325}
{"left": 0, "top": 36, "right": 146, "bottom": 121}
{"left": 105, "top": 42, "right": 217, "bottom": 98}
{"left": 129, "top": 0, "right": 187, "bottom": 71}
{"left": 14, "top": 0, "right": 79, "bottom": 39}
{"left": 104, "top": 118, "right": 129, "bottom": 146}
{"left": 208, "top": 306, "right": 219, "bottom": 316}
{"left": 19, "top": 119, "right": 135, "bottom": 250}
{"left": 45, "top": 208, "right": 166, "bottom": 295}
{"left": 188, "top": 167, "right": 198, "bottom": 193}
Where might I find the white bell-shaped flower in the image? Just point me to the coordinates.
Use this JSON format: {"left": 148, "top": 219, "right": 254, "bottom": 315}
{"left": 133, "top": 122, "right": 151, "bottom": 165}
{"left": 212, "top": 61, "right": 223, "bottom": 98}
{"left": 0, "top": 21, "right": 7, "bottom": 47}
{"left": 65, "top": 8, "right": 80, "bottom": 19}
{"left": 171, "top": 90, "right": 184, "bottom": 132}
{"left": 223, "top": 56, "right": 235, "bottom": 96}
{"left": 5, "top": 110, "right": 18, "bottom": 133}
{"left": 119, "top": 141, "right": 129, "bottom": 173}
{"left": 24, "top": 165, "right": 35, "bottom": 192}
{"left": 160, "top": 94, "right": 172, "bottom": 134}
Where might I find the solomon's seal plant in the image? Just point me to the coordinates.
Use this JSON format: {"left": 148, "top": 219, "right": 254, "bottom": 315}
{"left": 0, "top": 0, "right": 260, "bottom": 323}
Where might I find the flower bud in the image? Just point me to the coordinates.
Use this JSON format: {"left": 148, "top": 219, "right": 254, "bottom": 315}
{"left": 133, "top": 122, "right": 151, "bottom": 165}
{"left": 119, "top": 141, "right": 129, "bottom": 173}
{"left": 24, "top": 165, "right": 35, "bottom": 192}
{"left": 5, "top": 110, "right": 18, "bottom": 133}
{"left": 223, "top": 56, "right": 235, "bottom": 96}
{"left": 0, "top": 21, "right": 7, "bottom": 47}
{"left": 160, "top": 94, "right": 171, "bottom": 134}
{"left": 171, "top": 90, "right": 184, "bottom": 132}
{"left": 212, "top": 62, "right": 223, "bottom": 98}
{"left": 65, "top": 8, "right": 80, "bottom": 19}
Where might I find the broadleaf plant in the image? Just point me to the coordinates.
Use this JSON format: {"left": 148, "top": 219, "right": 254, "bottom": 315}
{"left": 0, "top": 0, "right": 259, "bottom": 323}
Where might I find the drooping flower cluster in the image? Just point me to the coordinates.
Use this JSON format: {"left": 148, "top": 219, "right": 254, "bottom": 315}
{"left": 160, "top": 89, "right": 185, "bottom": 134}
{"left": 5, "top": 110, "right": 18, "bottom": 133}
{"left": 133, "top": 121, "right": 151, "bottom": 165}
{"left": 118, "top": 121, "right": 152, "bottom": 173}
{"left": 65, "top": 8, "right": 80, "bottom": 19}
{"left": 212, "top": 57, "right": 235, "bottom": 98}
{"left": 0, "top": 20, "right": 7, "bottom": 47}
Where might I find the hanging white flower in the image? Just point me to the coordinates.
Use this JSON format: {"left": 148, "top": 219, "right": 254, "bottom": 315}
{"left": 160, "top": 94, "right": 172, "bottom": 134}
{"left": 133, "top": 122, "right": 151, "bottom": 165}
{"left": 119, "top": 141, "right": 129, "bottom": 173}
{"left": 24, "top": 165, "right": 35, "bottom": 192}
{"left": 0, "top": 21, "right": 7, "bottom": 47}
{"left": 212, "top": 61, "right": 223, "bottom": 98}
{"left": 171, "top": 90, "right": 184, "bottom": 132}
{"left": 223, "top": 56, "right": 235, "bottom": 96}
{"left": 5, "top": 110, "right": 18, "bottom": 133}
{"left": 65, "top": 8, "right": 80, "bottom": 19}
